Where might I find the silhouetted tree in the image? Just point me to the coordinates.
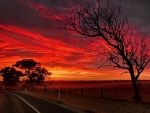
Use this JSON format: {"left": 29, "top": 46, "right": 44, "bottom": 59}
{"left": 13, "top": 59, "right": 41, "bottom": 76}
{"left": 13, "top": 59, "right": 51, "bottom": 91}
{"left": 0, "top": 67, "right": 24, "bottom": 90}
{"left": 13, "top": 59, "right": 40, "bottom": 89}
{"left": 59, "top": 0, "right": 150, "bottom": 101}
{"left": 30, "top": 67, "right": 51, "bottom": 91}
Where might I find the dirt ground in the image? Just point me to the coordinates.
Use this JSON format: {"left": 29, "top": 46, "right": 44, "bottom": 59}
{"left": 26, "top": 90, "right": 150, "bottom": 113}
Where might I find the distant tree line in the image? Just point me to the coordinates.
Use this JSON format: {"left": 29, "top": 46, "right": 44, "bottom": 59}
{"left": 0, "top": 59, "right": 51, "bottom": 91}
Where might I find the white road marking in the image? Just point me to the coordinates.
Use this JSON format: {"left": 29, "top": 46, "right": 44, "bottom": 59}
{"left": 10, "top": 93, "right": 40, "bottom": 113}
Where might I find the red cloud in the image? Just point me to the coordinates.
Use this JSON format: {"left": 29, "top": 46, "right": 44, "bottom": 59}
{"left": 15, "top": 0, "right": 61, "bottom": 20}
{"left": 1, "top": 22, "right": 150, "bottom": 80}
{"left": 1, "top": 0, "right": 150, "bottom": 80}
{"left": 0, "top": 23, "right": 110, "bottom": 80}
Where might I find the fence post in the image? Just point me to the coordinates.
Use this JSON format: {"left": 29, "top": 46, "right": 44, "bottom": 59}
{"left": 58, "top": 90, "right": 60, "bottom": 100}
{"left": 69, "top": 88, "right": 71, "bottom": 94}
{"left": 116, "top": 90, "right": 118, "bottom": 99}
{"left": 100, "top": 89, "right": 103, "bottom": 98}
{"left": 25, "top": 88, "right": 27, "bottom": 92}
{"left": 81, "top": 88, "right": 83, "bottom": 95}
{"left": 60, "top": 87, "right": 62, "bottom": 93}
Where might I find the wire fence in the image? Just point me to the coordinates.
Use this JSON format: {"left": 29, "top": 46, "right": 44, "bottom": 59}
{"left": 1, "top": 81, "right": 150, "bottom": 102}
{"left": 35, "top": 84, "right": 150, "bottom": 102}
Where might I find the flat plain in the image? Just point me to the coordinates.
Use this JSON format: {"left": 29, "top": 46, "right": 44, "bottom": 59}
{"left": 25, "top": 80, "right": 150, "bottom": 113}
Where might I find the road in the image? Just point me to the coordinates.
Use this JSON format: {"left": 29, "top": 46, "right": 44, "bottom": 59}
{"left": 0, "top": 91, "right": 81, "bottom": 113}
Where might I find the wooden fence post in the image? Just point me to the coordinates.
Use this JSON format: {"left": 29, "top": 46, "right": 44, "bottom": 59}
{"left": 116, "top": 90, "right": 118, "bottom": 99}
{"left": 58, "top": 90, "right": 60, "bottom": 100}
{"left": 101, "top": 89, "right": 103, "bottom": 98}
{"left": 90, "top": 89, "right": 91, "bottom": 95}
{"left": 69, "top": 88, "right": 71, "bottom": 94}
{"left": 81, "top": 88, "right": 83, "bottom": 95}
{"left": 60, "top": 87, "right": 62, "bottom": 93}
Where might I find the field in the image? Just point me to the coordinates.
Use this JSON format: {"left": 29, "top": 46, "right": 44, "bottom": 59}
{"left": 1, "top": 80, "right": 150, "bottom": 112}
{"left": 42, "top": 80, "right": 150, "bottom": 102}
{"left": 26, "top": 80, "right": 150, "bottom": 113}
{"left": 1, "top": 80, "right": 150, "bottom": 101}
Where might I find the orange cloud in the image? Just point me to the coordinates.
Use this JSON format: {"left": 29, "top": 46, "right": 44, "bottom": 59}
{"left": 0, "top": 23, "right": 102, "bottom": 80}
{"left": 1, "top": 22, "right": 150, "bottom": 80}
{"left": 1, "top": 0, "right": 150, "bottom": 81}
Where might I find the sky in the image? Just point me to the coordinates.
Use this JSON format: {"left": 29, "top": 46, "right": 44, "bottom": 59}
{"left": 0, "top": 0, "right": 150, "bottom": 80}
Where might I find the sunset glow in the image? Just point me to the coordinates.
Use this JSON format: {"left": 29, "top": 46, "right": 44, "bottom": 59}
{"left": 0, "top": 0, "right": 150, "bottom": 80}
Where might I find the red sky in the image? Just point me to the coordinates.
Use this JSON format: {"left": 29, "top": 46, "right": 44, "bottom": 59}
{"left": 0, "top": 0, "right": 150, "bottom": 80}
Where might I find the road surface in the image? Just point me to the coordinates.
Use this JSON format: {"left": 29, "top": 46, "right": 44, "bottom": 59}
{"left": 0, "top": 91, "right": 81, "bottom": 113}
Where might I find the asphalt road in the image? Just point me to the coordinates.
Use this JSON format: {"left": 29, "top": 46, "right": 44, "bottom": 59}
{"left": 0, "top": 91, "right": 81, "bottom": 113}
{"left": 0, "top": 91, "right": 36, "bottom": 113}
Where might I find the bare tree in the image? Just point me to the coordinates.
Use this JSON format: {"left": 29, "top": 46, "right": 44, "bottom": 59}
{"left": 59, "top": 0, "right": 150, "bottom": 101}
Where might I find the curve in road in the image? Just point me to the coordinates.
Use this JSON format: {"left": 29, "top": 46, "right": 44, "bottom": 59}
{"left": 0, "top": 91, "right": 82, "bottom": 113}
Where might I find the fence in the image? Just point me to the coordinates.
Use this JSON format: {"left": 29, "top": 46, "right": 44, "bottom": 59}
{"left": 43, "top": 87, "right": 133, "bottom": 101}
{"left": 26, "top": 81, "right": 150, "bottom": 102}
{"left": 36, "top": 87, "right": 147, "bottom": 102}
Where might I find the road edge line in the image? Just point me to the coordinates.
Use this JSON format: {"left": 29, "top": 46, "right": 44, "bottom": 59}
{"left": 10, "top": 92, "right": 40, "bottom": 113}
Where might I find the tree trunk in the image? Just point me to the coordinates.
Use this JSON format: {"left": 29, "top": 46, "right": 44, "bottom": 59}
{"left": 130, "top": 73, "right": 142, "bottom": 101}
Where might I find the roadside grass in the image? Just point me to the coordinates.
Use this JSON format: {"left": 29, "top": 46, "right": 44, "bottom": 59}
{"left": 24, "top": 90, "right": 150, "bottom": 113}
{"left": 56, "top": 100, "right": 66, "bottom": 105}
{"left": 6, "top": 81, "right": 150, "bottom": 113}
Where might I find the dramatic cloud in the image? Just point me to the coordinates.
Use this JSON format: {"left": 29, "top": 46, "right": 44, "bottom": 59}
{"left": 0, "top": 0, "right": 150, "bottom": 80}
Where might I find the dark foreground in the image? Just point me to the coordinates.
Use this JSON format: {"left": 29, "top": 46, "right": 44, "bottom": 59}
{"left": 0, "top": 91, "right": 80, "bottom": 113}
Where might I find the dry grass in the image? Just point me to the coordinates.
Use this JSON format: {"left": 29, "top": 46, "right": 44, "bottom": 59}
{"left": 26, "top": 90, "right": 150, "bottom": 113}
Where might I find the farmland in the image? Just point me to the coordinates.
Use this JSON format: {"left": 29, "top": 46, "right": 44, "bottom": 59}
{"left": 1, "top": 80, "right": 150, "bottom": 101}
{"left": 1, "top": 80, "right": 150, "bottom": 113}
{"left": 35, "top": 80, "right": 150, "bottom": 102}
{"left": 25, "top": 80, "right": 150, "bottom": 113}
